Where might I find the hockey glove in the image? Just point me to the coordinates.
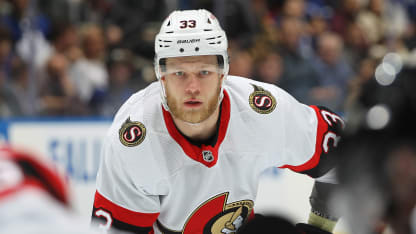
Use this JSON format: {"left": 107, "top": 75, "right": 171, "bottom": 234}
{"left": 295, "top": 223, "right": 333, "bottom": 234}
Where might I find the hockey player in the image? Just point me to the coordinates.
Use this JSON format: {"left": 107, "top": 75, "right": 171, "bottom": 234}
{"left": 92, "top": 9, "right": 343, "bottom": 234}
{"left": 0, "top": 146, "right": 100, "bottom": 234}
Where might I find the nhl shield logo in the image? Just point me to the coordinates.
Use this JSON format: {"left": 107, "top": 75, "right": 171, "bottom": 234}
{"left": 249, "top": 84, "right": 276, "bottom": 114}
{"left": 119, "top": 117, "right": 146, "bottom": 147}
{"left": 202, "top": 150, "right": 214, "bottom": 162}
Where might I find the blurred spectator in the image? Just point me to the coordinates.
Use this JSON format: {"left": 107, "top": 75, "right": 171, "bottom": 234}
{"left": 2, "top": 0, "right": 53, "bottom": 70}
{"left": 99, "top": 49, "right": 136, "bottom": 117}
{"left": 357, "top": 0, "right": 410, "bottom": 45}
{"left": 0, "top": 145, "right": 101, "bottom": 233}
{"left": 356, "top": 0, "right": 386, "bottom": 45}
{"left": 48, "top": 21, "right": 82, "bottom": 64}
{"left": 343, "top": 21, "right": 370, "bottom": 70}
{"left": 253, "top": 50, "right": 284, "bottom": 85}
{"left": 307, "top": 12, "right": 329, "bottom": 48}
{"left": 105, "top": 23, "right": 123, "bottom": 51}
{"left": 277, "top": 17, "right": 319, "bottom": 104}
{"left": 382, "top": 0, "right": 410, "bottom": 40}
{"left": 330, "top": 0, "right": 362, "bottom": 38}
{"left": 0, "top": 26, "right": 14, "bottom": 79}
{"left": 80, "top": 0, "right": 167, "bottom": 60}
{"left": 0, "top": 0, "right": 50, "bottom": 42}
{"left": 8, "top": 58, "right": 35, "bottom": 115}
{"left": 186, "top": 0, "right": 260, "bottom": 48}
{"left": 39, "top": 53, "right": 87, "bottom": 116}
{"left": 310, "top": 32, "right": 354, "bottom": 113}
{"left": 69, "top": 24, "right": 108, "bottom": 115}
{"left": 228, "top": 45, "right": 254, "bottom": 78}
{"left": 281, "top": 0, "right": 306, "bottom": 19}
{"left": 0, "top": 70, "right": 22, "bottom": 117}
{"left": 402, "top": 21, "right": 416, "bottom": 68}
{"left": 345, "top": 58, "right": 377, "bottom": 111}
{"left": 224, "top": 0, "right": 259, "bottom": 44}
{"left": 280, "top": 0, "right": 315, "bottom": 57}
{"left": 249, "top": 0, "right": 280, "bottom": 63}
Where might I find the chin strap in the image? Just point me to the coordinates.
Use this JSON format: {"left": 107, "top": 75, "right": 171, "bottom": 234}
{"left": 159, "top": 77, "right": 170, "bottom": 111}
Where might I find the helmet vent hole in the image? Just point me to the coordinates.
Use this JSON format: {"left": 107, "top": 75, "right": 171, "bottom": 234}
{"left": 207, "top": 18, "right": 211, "bottom": 24}
{"left": 204, "top": 29, "right": 213, "bottom": 31}
{"left": 179, "top": 48, "right": 184, "bottom": 52}
{"left": 195, "top": 47, "right": 199, "bottom": 51}
{"left": 167, "top": 21, "right": 171, "bottom": 26}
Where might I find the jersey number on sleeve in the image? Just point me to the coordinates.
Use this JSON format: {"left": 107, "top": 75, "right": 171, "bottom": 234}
{"left": 94, "top": 209, "right": 113, "bottom": 231}
{"left": 320, "top": 110, "right": 344, "bottom": 153}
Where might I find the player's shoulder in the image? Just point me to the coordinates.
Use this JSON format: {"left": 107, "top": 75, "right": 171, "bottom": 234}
{"left": 113, "top": 82, "right": 160, "bottom": 122}
{"left": 100, "top": 82, "right": 173, "bottom": 186}
{"left": 224, "top": 75, "right": 297, "bottom": 114}
{"left": 106, "top": 81, "right": 165, "bottom": 148}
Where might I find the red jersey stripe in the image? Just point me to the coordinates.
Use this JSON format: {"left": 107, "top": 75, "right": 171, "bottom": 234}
{"left": 279, "top": 105, "right": 328, "bottom": 172}
{"left": 93, "top": 191, "right": 159, "bottom": 227}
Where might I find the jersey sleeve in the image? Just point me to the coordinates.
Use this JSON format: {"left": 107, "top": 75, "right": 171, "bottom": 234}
{"left": 92, "top": 134, "right": 166, "bottom": 233}
{"left": 275, "top": 90, "right": 344, "bottom": 178}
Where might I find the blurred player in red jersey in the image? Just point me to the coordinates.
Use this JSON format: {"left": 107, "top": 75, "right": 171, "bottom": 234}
{"left": 0, "top": 145, "right": 100, "bottom": 234}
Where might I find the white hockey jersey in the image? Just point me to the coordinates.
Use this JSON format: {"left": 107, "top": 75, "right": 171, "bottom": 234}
{"left": 92, "top": 76, "right": 344, "bottom": 234}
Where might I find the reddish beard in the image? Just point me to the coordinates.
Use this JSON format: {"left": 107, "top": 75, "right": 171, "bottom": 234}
{"left": 166, "top": 81, "right": 221, "bottom": 124}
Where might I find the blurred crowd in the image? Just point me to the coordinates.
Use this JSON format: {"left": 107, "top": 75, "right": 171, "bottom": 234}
{"left": 0, "top": 0, "right": 415, "bottom": 117}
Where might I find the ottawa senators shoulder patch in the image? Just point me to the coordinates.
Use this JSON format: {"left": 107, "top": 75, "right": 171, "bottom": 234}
{"left": 249, "top": 84, "right": 277, "bottom": 114}
{"left": 119, "top": 117, "right": 146, "bottom": 147}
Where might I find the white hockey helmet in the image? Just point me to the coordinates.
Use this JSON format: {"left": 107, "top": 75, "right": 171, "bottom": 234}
{"left": 154, "top": 9, "right": 229, "bottom": 110}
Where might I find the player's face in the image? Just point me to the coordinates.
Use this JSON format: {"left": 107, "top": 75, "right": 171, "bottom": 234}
{"left": 162, "top": 55, "right": 223, "bottom": 124}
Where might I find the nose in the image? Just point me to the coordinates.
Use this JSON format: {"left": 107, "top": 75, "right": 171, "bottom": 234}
{"left": 185, "top": 74, "right": 200, "bottom": 96}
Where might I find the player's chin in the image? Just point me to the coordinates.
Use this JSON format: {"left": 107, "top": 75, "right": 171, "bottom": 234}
{"left": 181, "top": 115, "right": 203, "bottom": 124}
{"left": 180, "top": 111, "right": 207, "bottom": 124}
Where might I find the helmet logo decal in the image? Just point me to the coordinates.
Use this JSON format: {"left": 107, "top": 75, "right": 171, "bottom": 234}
{"left": 249, "top": 84, "right": 277, "bottom": 114}
{"left": 177, "top": 39, "right": 200, "bottom": 44}
{"left": 119, "top": 117, "right": 146, "bottom": 147}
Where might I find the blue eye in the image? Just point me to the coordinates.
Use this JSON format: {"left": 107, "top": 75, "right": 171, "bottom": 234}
{"left": 200, "top": 70, "right": 210, "bottom": 76}
{"left": 175, "top": 71, "right": 184, "bottom": 76}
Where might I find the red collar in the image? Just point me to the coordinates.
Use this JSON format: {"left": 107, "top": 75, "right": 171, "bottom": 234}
{"left": 162, "top": 91, "right": 230, "bottom": 168}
